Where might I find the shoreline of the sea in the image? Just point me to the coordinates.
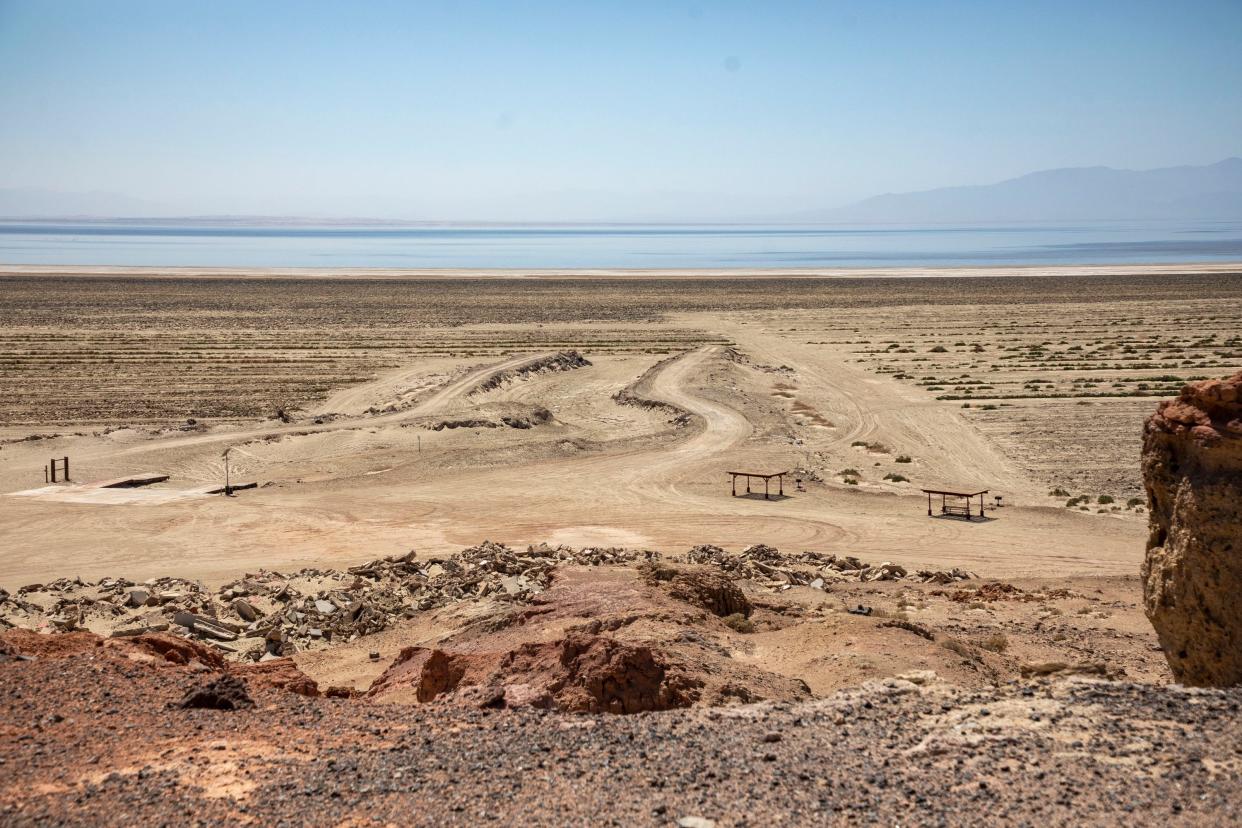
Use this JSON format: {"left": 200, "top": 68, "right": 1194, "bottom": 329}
{"left": 3, "top": 262, "right": 1242, "bottom": 281}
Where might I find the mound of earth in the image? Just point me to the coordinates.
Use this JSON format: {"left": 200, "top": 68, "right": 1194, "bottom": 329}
{"left": 473, "top": 350, "right": 591, "bottom": 393}
{"left": 367, "top": 634, "right": 702, "bottom": 713}
{"left": 366, "top": 566, "right": 810, "bottom": 711}
{"left": 1142, "top": 370, "right": 1242, "bottom": 686}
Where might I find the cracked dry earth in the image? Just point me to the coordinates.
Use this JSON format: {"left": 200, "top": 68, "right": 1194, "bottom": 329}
{"left": 2, "top": 635, "right": 1241, "bottom": 827}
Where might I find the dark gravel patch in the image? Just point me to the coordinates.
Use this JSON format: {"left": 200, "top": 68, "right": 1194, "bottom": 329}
{"left": 1, "top": 650, "right": 1239, "bottom": 826}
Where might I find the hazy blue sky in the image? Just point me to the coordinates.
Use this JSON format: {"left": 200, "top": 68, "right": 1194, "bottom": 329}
{"left": 1, "top": 0, "right": 1240, "bottom": 220}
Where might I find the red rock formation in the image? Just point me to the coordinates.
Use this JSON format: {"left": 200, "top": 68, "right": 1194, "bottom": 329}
{"left": 233, "top": 657, "right": 321, "bottom": 697}
{"left": 116, "top": 632, "right": 228, "bottom": 670}
{"left": 1142, "top": 370, "right": 1242, "bottom": 686}
{"left": 1, "top": 629, "right": 104, "bottom": 658}
{"left": 368, "top": 634, "right": 703, "bottom": 713}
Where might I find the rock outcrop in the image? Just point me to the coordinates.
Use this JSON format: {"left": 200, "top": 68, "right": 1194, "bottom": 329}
{"left": 367, "top": 634, "right": 703, "bottom": 713}
{"left": 233, "top": 657, "right": 321, "bottom": 697}
{"left": 1141, "top": 371, "right": 1242, "bottom": 686}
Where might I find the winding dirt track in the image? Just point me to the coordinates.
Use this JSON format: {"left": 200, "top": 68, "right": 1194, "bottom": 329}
{"left": 0, "top": 339, "right": 1144, "bottom": 586}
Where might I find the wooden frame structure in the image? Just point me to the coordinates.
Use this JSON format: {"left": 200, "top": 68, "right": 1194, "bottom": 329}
{"left": 729, "top": 470, "right": 788, "bottom": 500}
{"left": 45, "top": 456, "right": 70, "bottom": 483}
{"left": 922, "top": 488, "right": 988, "bottom": 520}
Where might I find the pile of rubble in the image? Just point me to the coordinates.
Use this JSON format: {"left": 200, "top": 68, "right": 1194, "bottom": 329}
{"left": 2, "top": 540, "right": 970, "bottom": 662}
{"left": 0, "top": 541, "right": 661, "bottom": 663}
{"left": 681, "top": 544, "right": 974, "bottom": 590}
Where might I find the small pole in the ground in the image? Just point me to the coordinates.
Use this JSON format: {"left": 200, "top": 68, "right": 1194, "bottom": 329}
{"left": 223, "top": 447, "right": 232, "bottom": 496}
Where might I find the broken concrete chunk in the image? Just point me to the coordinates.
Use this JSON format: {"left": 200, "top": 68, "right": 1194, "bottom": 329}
{"left": 172, "top": 611, "right": 238, "bottom": 642}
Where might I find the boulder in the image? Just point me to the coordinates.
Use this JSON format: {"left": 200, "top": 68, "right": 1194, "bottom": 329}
{"left": 1141, "top": 371, "right": 1242, "bottom": 686}
{"left": 118, "top": 632, "right": 228, "bottom": 670}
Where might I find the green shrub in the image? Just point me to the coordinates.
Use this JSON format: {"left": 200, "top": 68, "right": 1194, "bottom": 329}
{"left": 722, "top": 613, "right": 755, "bottom": 634}
{"left": 1097, "top": 495, "right": 1114, "bottom": 505}
{"left": 883, "top": 472, "right": 908, "bottom": 482}
{"left": 1049, "top": 487, "right": 1070, "bottom": 497}
{"left": 930, "top": 345, "right": 948, "bottom": 353}
{"left": 839, "top": 468, "right": 860, "bottom": 477}
{"left": 1126, "top": 497, "right": 1143, "bottom": 508}
{"left": 895, "top": 455, "right": 912, "bottom": 463}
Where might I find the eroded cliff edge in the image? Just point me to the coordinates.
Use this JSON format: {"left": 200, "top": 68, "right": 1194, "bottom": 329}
{"left": 1142, "top": 370, "right": 1242, "bottom": 686}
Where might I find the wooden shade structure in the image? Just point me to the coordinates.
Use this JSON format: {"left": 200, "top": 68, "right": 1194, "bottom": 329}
{"left": 729, "top": 470, "right": 788, "bottom": 499}
{"left": 922, "top": 488, "right": 989, "bottom": 520}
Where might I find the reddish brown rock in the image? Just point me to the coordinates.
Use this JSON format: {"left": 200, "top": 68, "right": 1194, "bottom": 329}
{"left": 232, "top": 657, "right": 321, "bottom": 697}
{"left": 115, "top": 633, "right": 228, "bottom": 670}
{"left": 1142, "top": 370, "right": 1242, "bottom": 686}
{"left": 1, "top": 629, "right": 104, "bottom": 658}
{"left": 368, "top": 634, "right": 703, "bottom": 713}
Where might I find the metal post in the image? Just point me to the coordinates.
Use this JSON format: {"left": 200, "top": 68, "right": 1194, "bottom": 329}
{"left": 764, "top": 477, "right": 769, "bottom": 500}
{"left": 927, "top": 492, "right": 932, "bottom": 516}
{"left": 63, "top": 456, "right": 69, "bottom": 482}
{"left": 731, "top": 475, "right": 736, "bottom": 496}
{"left": 779, "top": 475, "right": 784, "bottom": 496}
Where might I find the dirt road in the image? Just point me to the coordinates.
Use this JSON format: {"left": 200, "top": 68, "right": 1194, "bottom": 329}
{"left": 0, "top": 330, "right": 1145, "bottom": 587}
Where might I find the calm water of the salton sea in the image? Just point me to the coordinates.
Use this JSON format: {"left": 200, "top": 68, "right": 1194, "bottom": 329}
{"left": 2, "top": 221, "right": 1241, "bottom": 269}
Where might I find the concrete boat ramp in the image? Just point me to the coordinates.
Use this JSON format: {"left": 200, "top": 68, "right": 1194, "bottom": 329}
{"left": 6, "top": 472, "right": 256, "bottom": 505}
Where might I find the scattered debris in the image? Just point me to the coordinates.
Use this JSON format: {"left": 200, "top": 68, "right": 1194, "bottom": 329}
{"left": 681, "top": 544, "right": 971, "bottom": 590}
{"left": 935, "top": 582, "right": 1075, "bottom": 603}
{"left": 2, "top": 541, "right": 977, "bottom": 664}
{"left": 1, "top": 541, "right": 663, "bottom": 662}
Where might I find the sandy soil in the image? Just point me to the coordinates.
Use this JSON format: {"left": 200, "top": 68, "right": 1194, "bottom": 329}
{"left": 4, "top": 267, "right": 1239, "bottom": 590}
{"left": 3, "top": 266, "right": 1240, "bottom": 825}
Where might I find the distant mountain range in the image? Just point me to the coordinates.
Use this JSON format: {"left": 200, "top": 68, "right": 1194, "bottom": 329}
{"left": 4, "top": 158, "right": 1242, "bottom": 224}
{"left": 796, "top": 158, "right": 1242, "bottom": 223}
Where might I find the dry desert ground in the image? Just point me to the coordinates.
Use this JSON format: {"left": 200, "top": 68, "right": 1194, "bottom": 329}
{"left": 2, "top": 265, "right": 1242, "bottom": 825}
{"left": 3, "top": 266, "right": 1240, "bottom": 585}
